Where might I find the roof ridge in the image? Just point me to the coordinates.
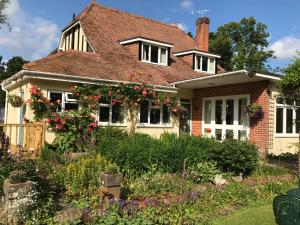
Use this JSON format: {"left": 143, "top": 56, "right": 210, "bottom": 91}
{"left": 86, "top": 2, "right": 191, "bottom": 34}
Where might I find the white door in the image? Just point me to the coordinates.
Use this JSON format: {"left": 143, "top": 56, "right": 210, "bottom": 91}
{"left": 202, "top": 95, "right": 250, "bottom": 141}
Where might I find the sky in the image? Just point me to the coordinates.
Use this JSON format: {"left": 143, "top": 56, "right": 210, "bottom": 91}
{"left": 1, "top": 0, "right": 300, "bottom": 69}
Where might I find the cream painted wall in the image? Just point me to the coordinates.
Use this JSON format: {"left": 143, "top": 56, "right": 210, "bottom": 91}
{"left": 269, "top": 86, "right": 299, "bottom": 155}
{"left": 5, "top": 79, "right": 189, "bottom": 144}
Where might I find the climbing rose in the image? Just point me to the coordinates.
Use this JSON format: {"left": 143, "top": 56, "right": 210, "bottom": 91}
{"left": 55, "top": 124, "right": 63, "bottom": 130}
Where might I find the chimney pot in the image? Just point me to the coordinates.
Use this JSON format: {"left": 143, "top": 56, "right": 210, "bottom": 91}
{"left": 195, "top": 17, "right": 210, "bottom": 52}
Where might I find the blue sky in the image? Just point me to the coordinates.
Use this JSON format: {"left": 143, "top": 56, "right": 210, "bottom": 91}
{"left": 1, "top": 0, "right": 300, "bottom": 69}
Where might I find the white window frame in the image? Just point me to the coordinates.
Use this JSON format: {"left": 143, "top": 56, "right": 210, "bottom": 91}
{"left": 141, "top": 43, "right": 168, "bottom": 66}
{"left": 138, "top": 100, "right": 172, "bottom": 127}
{"left": 195, "top": 55, "right": 216, "bottom": 74}
{"left": 48, "top": 91, "right": 79, "bottom": 112}
{"left": 275, "top": 97, "right": 299, "bottom": 137}
{"left": 98, "top": 98, "right": 125, "bottom": 126}
{"left": 202, "top": 94, "right": 250, "bottom": 140}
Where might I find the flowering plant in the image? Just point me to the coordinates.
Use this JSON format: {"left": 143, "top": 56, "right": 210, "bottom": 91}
{"left": 246, "top": 103, "right": 264, "bottom": 119}
{"left": 27, "top": 85, "right": 50, "bottom": 121}
{"left": 8, "top": 94, "right": 24, "bottom": 107}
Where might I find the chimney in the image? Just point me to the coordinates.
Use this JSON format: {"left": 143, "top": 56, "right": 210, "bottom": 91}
{"left": 195, "top": 17, "right": 210, "bottom": 52}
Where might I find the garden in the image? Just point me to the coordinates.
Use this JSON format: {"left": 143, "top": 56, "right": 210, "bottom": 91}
{"left": 0, "top": 83, "right": 298, "bottom": 224}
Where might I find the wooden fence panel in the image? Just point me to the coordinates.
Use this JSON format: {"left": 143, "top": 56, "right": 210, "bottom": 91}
{"left": 0, "top": 123, "right": 46, "bottom": 156}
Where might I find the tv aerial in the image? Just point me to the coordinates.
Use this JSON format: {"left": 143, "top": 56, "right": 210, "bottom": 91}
{"left": 191, "top": 9, "right": 210, "bottom": 18}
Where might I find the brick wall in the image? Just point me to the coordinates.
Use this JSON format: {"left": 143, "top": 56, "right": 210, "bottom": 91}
{"left": 123, "top": 42, "right": 140, "bottom": 59}
{"left": 192, "top": 81, "right": 271, "bottom": 154}
{"left": 179, "top": 54, "right": 194, "bottom": 68}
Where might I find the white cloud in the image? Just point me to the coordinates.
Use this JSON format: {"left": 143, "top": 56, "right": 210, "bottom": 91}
{"left": 270, "top": 36, "right": 300, "bottom": 60}
{"left": 0, "top": 0, "right": 60, "bottom": 60}
{"left": 180, "top": 0, "right": 194, "bottom": 11}
{"left": 172, "top": 23, "right": 189, "bottom": 32}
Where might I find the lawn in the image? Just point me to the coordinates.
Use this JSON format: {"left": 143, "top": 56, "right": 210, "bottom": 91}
{"left": 215, "top": 204, "right": 277, "bottom": 225}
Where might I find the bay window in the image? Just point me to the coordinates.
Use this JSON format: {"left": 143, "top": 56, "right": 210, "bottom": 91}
{"left": 142, "top": 43, "right": 168, "bottom": 66}
{"left": 49, "top": 91, "right": 79, "bottom": 112}
{"left": 139, "top": 100, "right": 171, "bottom": 125}
{"left": 275, "top": 97, "right": 300, "bottom": 136}
{"left": 99, "top": 98, "right": 124, "bottom": 125}
{"left": 195, "top": 55, "right": 215, "bottom": 73}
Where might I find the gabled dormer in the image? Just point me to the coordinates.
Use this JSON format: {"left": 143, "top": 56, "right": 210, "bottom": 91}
{"left": 120, "top": 37, "right": 173, "bottom": 66}
{"left": 58, "top": 21, "right": 94, "bottom": 52}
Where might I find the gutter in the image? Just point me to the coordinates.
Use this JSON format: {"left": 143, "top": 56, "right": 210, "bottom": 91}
{"left": 171, "top": 70, "right": 281, "bottom": 86}
{"left": 2, "top": 70, "right": 178, "bottom": 93}
{"left": 1, "top": 83, "right": 9, "bottom": 123}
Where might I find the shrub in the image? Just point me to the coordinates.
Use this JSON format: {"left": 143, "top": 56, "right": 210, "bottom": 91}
{"left": 208, "top": 139, "right": 259, "bottom": 175}
{"left": 64, "top": 154, "right": 111, "bottom": 197}
{"left": 187, "top": 161, "right": 220, "bottom": 183}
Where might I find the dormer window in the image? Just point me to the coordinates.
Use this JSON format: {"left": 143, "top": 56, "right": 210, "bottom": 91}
{"left": 195, "top": 55, "right": 216, "bottom": 73}
{"left": 119, "top": 37, "right": 173, "bottom": 67}
{"left": 142, "top": 44, "right": 168, "bottom": 66}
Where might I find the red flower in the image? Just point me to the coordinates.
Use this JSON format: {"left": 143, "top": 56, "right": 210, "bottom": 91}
{"left": 142, "top": 89, "right": 148, "bottom": 96}
{"left": 90, "top": 122, "right": 98, "bottom": 128}
{"left": 54, "top": 117, "right": 60, "bottom": 123}
{"left": 47, "top": 118, "right": 51, "bottom": 123}
{"left": 53, "top": 113, "right": 58, "bottom": 117}
{"left": 55, "top": 124, "right": 63, "bottom": 130}
{"left": 76, "top": 92, "right": 80, "bottom": 97}
{"left": 112, "top": 99, "right": 118, "bottom": 105}
{"left": 60, "top": 120, "right": 66, "bottom": 125}
{"left": 172, "top": 108, "right": 177, "bottom": 113}
{"left": 88, "top": 128, "right": 93, "bottom": 133}
{"left": 205, "top": 128, "right": 212, "bottom": 133}
{"left": 133, "top": 86, "right": 140, "bottom": 91}
{"left": 89, "top": 96, "right": 94, "bottom": 101}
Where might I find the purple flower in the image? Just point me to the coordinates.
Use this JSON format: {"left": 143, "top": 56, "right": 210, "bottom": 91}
{"left": 119, "top": 199, "right": 126, "bottom": 209}
{"left": 130, "top": 200, "right": 139, "bottom": 207}
{"left": 190, "top": 192, "right": 198, "bottom": 200}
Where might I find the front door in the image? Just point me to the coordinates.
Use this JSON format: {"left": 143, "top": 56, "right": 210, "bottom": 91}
{"left": 202, "top": 95, "right": 250, "bottom": 140}
{"left": 179, "top": 99, "right": 192, "bottom": 135}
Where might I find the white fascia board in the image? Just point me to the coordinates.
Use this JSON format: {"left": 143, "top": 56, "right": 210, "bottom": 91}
{"left": 3, "top": 70, "right": 177, "bottom": 93}
{"left": 171, "top": 70, "right": 247, "bottom": 85}
{"left": 174, "top": 50, "right": 221, "bottom": 58}
{"left": 120, "top": 38, "right": 174, "bottom": 48}
{"left": 255, "top": 73, "right": 281, "bottom": 81}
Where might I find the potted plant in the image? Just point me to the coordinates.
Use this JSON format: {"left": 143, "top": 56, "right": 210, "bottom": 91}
{"left": 8, "top": 94, "right": 24, "bottom": 107}
{"left": 246, "top": 103, "right": 264, "bottom": 119}
{"left": 99, "top": 163, "right": 123, "bottom": 187}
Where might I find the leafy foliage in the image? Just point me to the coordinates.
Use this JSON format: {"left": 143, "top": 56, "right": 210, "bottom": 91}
{"left": 0, "top": 0, "right": 9, "bottom": 29}
{"left": 209, "top": 17, "right": 274, "bottom": 71}
{"left": 187, "top": 161, "right": 220, "bottom": 183}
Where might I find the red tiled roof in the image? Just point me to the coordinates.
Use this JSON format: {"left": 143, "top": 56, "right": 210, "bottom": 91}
{"left": 23, "top": 2, "right": 215, "bottom": 87}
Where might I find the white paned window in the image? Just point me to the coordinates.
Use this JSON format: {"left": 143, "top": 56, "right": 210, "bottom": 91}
{"left": 49, "top": 91, "right": 79, "bottom": 112}
{"left": 275, "top": 97, "right": 300, "bottom": 136}
{"left": 139, "top": 100, "right": 171, "bottom": 125}
{"left": 141, "top": 43, "right": 168, "bottom": 66}
{"left": 195, "top": 55, "right": 216, "bottom": 73}
{"left": 99, "top": 98, "right": 124, "bottom": 125}
{"left": 203, "top": 95, "right": 250, "bottom": 141}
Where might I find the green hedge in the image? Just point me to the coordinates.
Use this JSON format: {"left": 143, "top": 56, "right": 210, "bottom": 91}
{"left": 95, "top": 128, "right": 259, "bottom": 176}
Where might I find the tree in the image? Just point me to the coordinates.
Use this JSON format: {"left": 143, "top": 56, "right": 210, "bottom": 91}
{"left": 209, "top": 17, "right": 274, "bottom": 71}
{"left": 0, "top": 56, "right": 28, "bottom": 107}
{"left": 280, "top": 53, "right": 300, "bottom": 174}
{"left": 0, "top": 0, "right": 10, "bottom": 29}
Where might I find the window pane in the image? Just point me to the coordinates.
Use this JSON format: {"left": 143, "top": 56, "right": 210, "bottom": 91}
{"left": 151, "top": 46, "right": 159, "bottom": 63}
{"left": 112, "top": 104, "right": 123, "bottom": 124}
{"left": 215, "top": 129, "right": 222, "bottom": 140}
{"left": 238, "top": 130, "right": 247, "bottom": 141}
{"left": 286, "top": 108, "right": 293, "bottom": 133}
{"left": 140, "top": 101, "right": 149, "bottom": 123}
{"left": 65, "top": 103, "right": 79, "bottom": 111}
{"left": 297, "top": 109, "right": 300, "bottom": 133}
{"left": 202, "top": 56, "right": 208, "bottom": 71}
{"left": 215, "top": 100, "right": 223, "bottom": 124}
{"left": 196, "top": 56, "right": 201, "bottom": 70}
{"left": 226, "top": 99, "right": 234, "bottom": 125}
{"left": 276, "top": 108, "right": 283, "bottom": 133}
{"left": 143, "top": 44, "right": 149, "bottom": 61}
{"left": 162, "top": 105, "right": 170, "bottom": 124}
{"left": 226, "top": 130, "right": 234, "bottom": 140}
{"left": 160, "top": 48, "right": 167, "bottom": 64}
{"left": 50, "top": 92, "right": 63, "bottom": 112}
{"left": 150, "top": 108, "right": 160, "bottom": 124}
{"left": 239, "top": 98, "right": 247, "bottom": 125}
{"left": 99, "top": 106, "right": 110, "bottom": 122}
{"left": 204, "top": 100, "right": 211, "bottom": 124}
{"left": 209, "top": 58, "right": 215, "bottom": 73}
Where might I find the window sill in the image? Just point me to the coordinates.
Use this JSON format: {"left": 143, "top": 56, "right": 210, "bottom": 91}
{"left": 99, "top": 123, "right": 127, "bottom": 127}
{"left": 141, "top": 60, "right": 168, "bottom": 67}
{"left": 274, "top": 134, "right": 299, "bottom": 138}
{"left": 137, "top": 124, "right": 174, "bottom": 129}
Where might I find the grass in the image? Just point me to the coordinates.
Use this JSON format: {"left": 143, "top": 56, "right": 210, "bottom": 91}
{"left": 214, "top": 204, "right": 276, "bottom": 225}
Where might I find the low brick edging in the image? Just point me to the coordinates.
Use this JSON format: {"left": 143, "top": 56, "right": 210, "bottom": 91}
{"left": 192, "top": 81, "right": 271, "bottom": 154}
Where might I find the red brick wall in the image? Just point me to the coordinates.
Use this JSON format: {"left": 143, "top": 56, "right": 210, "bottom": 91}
{"left": 192, "top": 81, "right": 271, "bottom": 154}
{"left": 179, "top": 54, "right": 194, "bottom": 67}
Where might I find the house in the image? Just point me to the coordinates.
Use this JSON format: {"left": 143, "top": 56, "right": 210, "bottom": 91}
{"left": 1, "top": 1, "right": 298, "bottom": 156}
